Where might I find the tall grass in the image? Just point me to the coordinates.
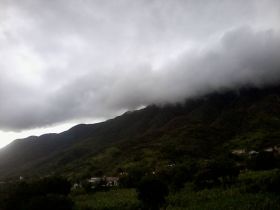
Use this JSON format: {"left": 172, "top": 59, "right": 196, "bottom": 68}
{"left": 167, "top": 187, "right": 280, "bottom": 210}
{"left": 73, "top": 188, "right": 140, "bottom": 210}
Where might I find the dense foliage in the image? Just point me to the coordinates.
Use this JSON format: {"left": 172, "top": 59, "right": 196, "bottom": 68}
{"left": 0, "top": 176, "right": 73, "bottom": 210}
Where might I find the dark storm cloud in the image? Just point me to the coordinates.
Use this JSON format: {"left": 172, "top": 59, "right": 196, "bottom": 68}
{"left": 0, "top": 0, "right": 279, "bottom": 131}
{"left": 51, "top": 26, "right": 280, "bottom": 113}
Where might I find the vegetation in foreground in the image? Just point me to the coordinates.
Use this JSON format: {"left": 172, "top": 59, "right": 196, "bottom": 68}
{"left": 1, "top": 166, "right": 280, "bottom": 210}
{"left": 72, "top": 168, "right": 280, "bottom": 210}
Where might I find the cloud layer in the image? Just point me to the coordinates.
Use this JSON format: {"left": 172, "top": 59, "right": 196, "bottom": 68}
{"left": 0, "top": 0, "right": 280, "bottom": 131}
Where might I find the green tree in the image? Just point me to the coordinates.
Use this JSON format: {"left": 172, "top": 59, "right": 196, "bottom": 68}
{"left": 194, "top": 157, "right": 239, "bottom": 189}
{"left": 1, "top": 177, "right": 73, "bottom": 210}
{"left": 137, "top": 176, "right": 169, "bottom": 210}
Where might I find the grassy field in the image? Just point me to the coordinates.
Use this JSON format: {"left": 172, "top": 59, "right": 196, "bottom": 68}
{"left": 167, "top": 187, "right": 280, "bottom": 210}
{"left": 73, "top": 186, "right": 280, "bottom": 210}
{"left": 73, "top": 188, "right": 140, "bottom": 210}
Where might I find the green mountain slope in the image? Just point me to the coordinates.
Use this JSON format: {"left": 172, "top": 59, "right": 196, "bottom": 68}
{"left": 1, "top": 85, "right": 280, "bottom": 179}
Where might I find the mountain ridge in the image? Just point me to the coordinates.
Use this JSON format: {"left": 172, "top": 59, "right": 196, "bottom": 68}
{"left": 1, "top": 85, "right": 280, "bottom": 180}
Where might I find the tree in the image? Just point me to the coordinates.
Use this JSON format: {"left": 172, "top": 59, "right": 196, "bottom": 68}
{"left": 247, "top": 151, "right": 277, "bottom": 171}
{"left": 194, "top": 157, "right": 239, "bottom": 189}
{"left": 137, "top": 176, "right": 169, "bottom": 210}
{"left": 1, "top": 177, "right": 74, "bottom": 210}
{"left": 119, "top": 166, "right": 145, "bottom": 188}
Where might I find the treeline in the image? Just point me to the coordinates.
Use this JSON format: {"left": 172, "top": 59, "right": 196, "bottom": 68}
{"left": 1, "top": 150, "right": 280, "bottom": 210}
{"left": 0, "top": 177, "right": 73, "bottom": 210}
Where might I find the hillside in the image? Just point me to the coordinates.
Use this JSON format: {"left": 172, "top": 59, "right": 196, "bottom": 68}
{"left": 1, "top": 85, "right": 280, "bottom": 180}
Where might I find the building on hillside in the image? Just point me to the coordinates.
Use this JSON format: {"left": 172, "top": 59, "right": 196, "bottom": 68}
{"left": 248, "top": 150, "right": 258, "bottom": 156}
{"left": 264, "top": 147, "right": 273, "bottom": 152}
{"left": 231, "top": 149, "right": 246, "bottom": 155}
{"left": 72, "top": 183, "right": 82, "bottom": 190}
{"left": 87, "top": 176, "right": 119, "bottom": 187}
{"left": 105, "top": 177, "right": 119, "bottom": 187}
{"left": 88, "top": 177, "right": 102, "bottom": 184}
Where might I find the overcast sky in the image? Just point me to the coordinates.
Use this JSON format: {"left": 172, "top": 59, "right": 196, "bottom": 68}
{"left": 0, "top": 0, "right": 280, "bottom": 147}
